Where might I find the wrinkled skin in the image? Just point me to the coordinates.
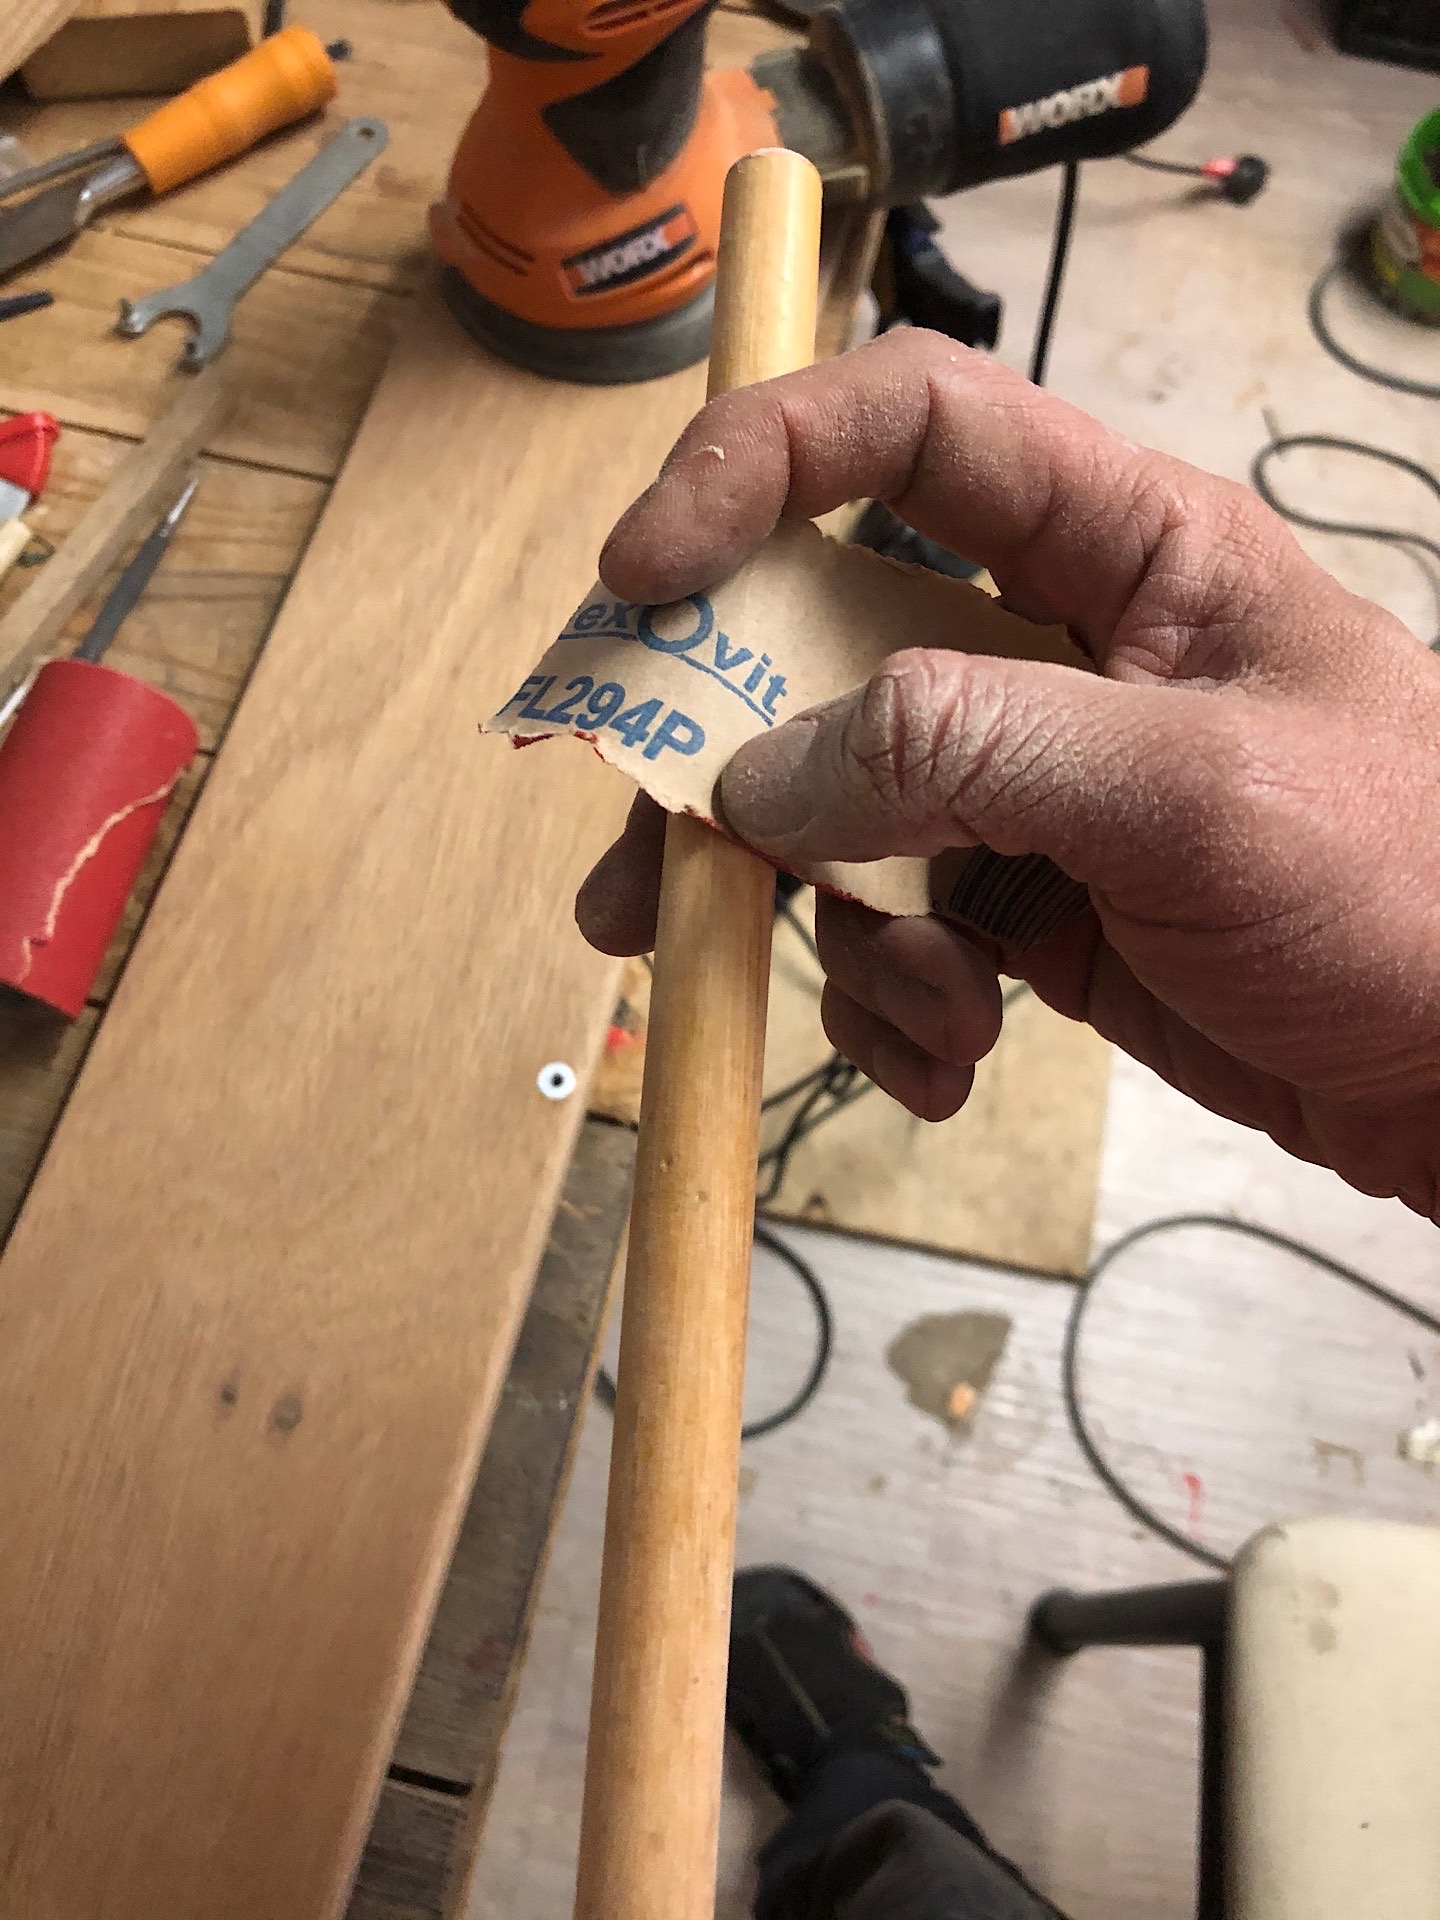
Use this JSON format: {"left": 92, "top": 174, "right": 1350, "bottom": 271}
{"left": 574, "top": 331, "right": 1440, "bottom": 1223}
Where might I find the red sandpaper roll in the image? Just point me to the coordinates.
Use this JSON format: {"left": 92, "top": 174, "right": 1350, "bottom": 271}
{"left": 0, "top": 659, "right": 197, "bottom": 1018}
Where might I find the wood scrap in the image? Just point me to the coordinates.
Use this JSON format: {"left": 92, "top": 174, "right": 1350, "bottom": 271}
{"left": 21, "top": 0, "right": 267, "bottom": 101}
{"left": 0, "top": 0, "right": 83, "bottom": 82}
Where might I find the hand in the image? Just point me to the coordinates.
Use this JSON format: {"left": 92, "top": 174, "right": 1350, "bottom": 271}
{"left": 575, "top": 330, "right": 1440, "bottom": 1221}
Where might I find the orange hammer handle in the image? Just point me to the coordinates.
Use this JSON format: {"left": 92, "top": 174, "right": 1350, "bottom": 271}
{"left": 122, "top": 26, "right": 337, "bottom": 197}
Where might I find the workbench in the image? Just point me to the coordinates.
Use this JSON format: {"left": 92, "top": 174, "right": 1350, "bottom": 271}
{"left": 0, "top": 8, "right": 852, "bottom": 1915}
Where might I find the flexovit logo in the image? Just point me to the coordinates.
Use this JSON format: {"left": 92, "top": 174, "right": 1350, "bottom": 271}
{"left": 999, "top": 66, "right": 1149, "bottom": 145}
{"left": 562, "top": 205, "right": 698, "bottom": 297}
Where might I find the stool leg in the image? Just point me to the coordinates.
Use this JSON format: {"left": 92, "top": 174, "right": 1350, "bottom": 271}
{"left": 1197, "top": 1634, "right": 1227, "bottom": 1920}
{"left": 1027, "top": 1580, "right": 1230, "bottom": 1920}
{"left": 1029, "top": 1580, "right": 1227, "bottom": 1654}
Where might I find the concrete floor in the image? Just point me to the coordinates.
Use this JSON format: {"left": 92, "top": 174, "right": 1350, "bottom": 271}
{"left": 466, "top": 7, "right": 1440, "bottom": 1917}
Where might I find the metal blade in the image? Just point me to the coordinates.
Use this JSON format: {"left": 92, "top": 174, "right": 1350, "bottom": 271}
{"left": 0, "top": 137, "right": 122, "bottom": 207}
{"left": 0, "top": 176, "right": 92, "bottom": 278}
{"left": 0, "top": 153, "right": 142, "bottom": 280}
{"left": 74, "top": 474, "right": 200, "bottom": 664}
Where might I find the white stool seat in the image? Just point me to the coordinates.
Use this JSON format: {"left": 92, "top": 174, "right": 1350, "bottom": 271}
{"left": 1228, "top": 1515, "right": 1440, "bottom": 1919}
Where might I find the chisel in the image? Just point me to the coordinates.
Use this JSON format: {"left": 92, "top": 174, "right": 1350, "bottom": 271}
{"left": 0, "top": 26, "right": 336, "bottom": 280}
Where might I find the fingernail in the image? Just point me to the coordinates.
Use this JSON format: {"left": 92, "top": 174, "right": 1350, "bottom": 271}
{"left": 720, "top": 716, "right": 821, "bottom": 847}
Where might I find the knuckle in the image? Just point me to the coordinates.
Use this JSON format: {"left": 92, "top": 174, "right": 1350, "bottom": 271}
{"left": 843, "top": 652, "right": 1009, "bottom": 843}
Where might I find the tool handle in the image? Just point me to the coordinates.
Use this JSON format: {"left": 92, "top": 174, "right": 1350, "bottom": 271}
{"left": 572, "top": 149, "right": 822, "bottom": 1920}
{"left": 122, "top": 26, "right": 336, "bottom": 197}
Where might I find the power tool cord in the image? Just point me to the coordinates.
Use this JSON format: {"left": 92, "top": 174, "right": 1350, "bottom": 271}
{"left": 1063, "top": 1214, "right": 1440, "bottom": 1571}
{"left": 1028, "top": 162, "right": 1080, "bottom": 388}
{"left": 1251, "top": 422, "right": 1440, "bottom": 650}
{"left": 1308, "top": 255, "right": 1440, "bottom": 401}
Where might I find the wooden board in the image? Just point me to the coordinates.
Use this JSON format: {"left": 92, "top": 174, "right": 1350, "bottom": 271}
{"left": 21, "top": 0, "right": 266, "bottom": 100}
{"left": 0, "top": 0, "right": 82, "bottom": 80}
{"left": 3, "top": 421, "right": 330, "bottom": 743}
{"left": 0, "top": 420, "right": 326, "bottom": 1236}
{"left": 0, "top": 292, "right": 708, "bottom": 1920}
{"left": 349, "top": 1117, "right": 636, "bottom": 1920}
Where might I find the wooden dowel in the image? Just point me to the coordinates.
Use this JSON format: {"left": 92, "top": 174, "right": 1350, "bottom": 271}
{"left": 572, "top": 149, "right": 822, "bottom": 1920}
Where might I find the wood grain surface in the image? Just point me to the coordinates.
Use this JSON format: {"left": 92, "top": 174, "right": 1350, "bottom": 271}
{"left": 0, "top": 0, "right": 83, "bottom": 81}
{"left": 348, "top": 1118, "right": 637, "bottom": 1920}
{"left": 20, "top": 0, "right": 267, "bottom": 100}
{"left": 0, "top": 228, "right": 399, "bottom": 477}
{"left": 0, "top": 296, "right": 707, "bottom": 1920}
{"left": 0, "top": 368, "right": 233, "bottom": 691}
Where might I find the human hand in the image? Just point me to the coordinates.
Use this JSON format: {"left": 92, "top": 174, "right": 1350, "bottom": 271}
{"left": 576, "top": 330, "right": 1440, "bottom": 1220}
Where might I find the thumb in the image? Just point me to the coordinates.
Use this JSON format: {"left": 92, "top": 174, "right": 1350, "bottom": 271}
{"left": 718, "top": 648, "right": 1249, "bottom": 907}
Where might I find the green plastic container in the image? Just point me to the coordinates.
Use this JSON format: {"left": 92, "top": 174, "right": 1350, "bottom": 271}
{"left": 1372, "top": 107, "right": 1440, "bottom": 324}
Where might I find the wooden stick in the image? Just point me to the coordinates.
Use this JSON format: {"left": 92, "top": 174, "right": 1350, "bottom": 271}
{"left": 573, "top": 148, "right": 822, "bottom": 1920}
{"left": 0, "top": 367, "right": 233, "bottom": 701}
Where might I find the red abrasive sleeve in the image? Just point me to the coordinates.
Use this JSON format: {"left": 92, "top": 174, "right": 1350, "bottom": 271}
{"left": 0, "top": 660, "right": 197, "bottom": 1018}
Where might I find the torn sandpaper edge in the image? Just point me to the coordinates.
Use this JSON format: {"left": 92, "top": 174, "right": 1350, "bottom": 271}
{"left": 485, "top": 520, "right": 1094, "bottom": 948}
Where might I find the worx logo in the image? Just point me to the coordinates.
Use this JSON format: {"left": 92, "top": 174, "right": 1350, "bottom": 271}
{"left": 998, "top": 65, "right": 1149, "bottom": 145}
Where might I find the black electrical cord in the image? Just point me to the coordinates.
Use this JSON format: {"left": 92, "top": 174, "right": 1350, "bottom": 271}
{"left": 593, "top": 1221, "right": 834, "bottom": 1442}
{"left": 1123, "top": 150, "right": 1270, "bottom": 204}
{"left": 1028, "top": 162, "right": 1080, "bottom": 389}
{"left": 1251, "top": 424, "right": 1440, "bottom": 648}
{"left": 1308, "top": 256, "right": 1440, "bottom": 401}
{"left": 1124, "top": 151, "right": 1207, "bottom": 178}
{"left": 1062, "top": 1213, "right": 1440, "bottom": 1572}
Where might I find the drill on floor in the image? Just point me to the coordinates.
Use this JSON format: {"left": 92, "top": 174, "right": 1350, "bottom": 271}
{"left": 432, "top": 0, "right": 1208, "bottom": 383}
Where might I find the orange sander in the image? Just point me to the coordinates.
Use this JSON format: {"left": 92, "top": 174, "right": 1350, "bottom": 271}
{"left": 433, "top": 0, "right": 1208, "bottom": 382}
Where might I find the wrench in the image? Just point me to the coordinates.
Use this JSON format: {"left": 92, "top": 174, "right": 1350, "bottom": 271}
{"left": 116, "top": 117, "right": 388, "bottom": 371}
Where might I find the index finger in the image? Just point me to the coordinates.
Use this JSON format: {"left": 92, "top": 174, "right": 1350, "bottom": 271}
{"left": 598, "top": 329, "right": 1301, "bottom": 680}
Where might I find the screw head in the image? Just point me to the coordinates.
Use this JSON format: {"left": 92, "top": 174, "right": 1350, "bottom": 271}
{"left": 537, "top": 1061, "right": 577, "bottom": 1101}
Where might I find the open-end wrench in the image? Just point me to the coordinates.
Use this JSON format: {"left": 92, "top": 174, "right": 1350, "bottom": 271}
{"left": 116, "top": 117, "right": 388, "bottom": 371}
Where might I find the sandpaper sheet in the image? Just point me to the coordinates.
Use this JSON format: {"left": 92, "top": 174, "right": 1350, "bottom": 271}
{"left": 487, "top": 520, "right": 1096, "bottom": 949}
